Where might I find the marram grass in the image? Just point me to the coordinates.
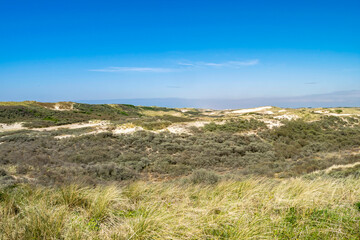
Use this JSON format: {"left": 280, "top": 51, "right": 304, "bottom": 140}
{"left": 1, "top": 178, "right": 360, "bottom": 239}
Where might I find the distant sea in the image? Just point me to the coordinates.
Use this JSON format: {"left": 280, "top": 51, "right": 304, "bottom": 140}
{"left": 78, "top": 90, "right": 360, "bottom": 110}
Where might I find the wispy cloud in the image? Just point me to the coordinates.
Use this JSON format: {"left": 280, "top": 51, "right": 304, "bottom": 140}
{"left": 190, "top": 59, "right": 259, "bottom": 68}
{"left": 305, "top": 82, "right": 317, "bottom": 85}
{"left": 89, "top": 67, "right": 174, "bottom": 73}
{"left": 228, "top": 60, "right": 259, "bottom": 66}
{"left": 200, "top": 62, "right": 225, "bottom": 67}
{"left": 90, "top": 59, "right": 259, "bottom": 73}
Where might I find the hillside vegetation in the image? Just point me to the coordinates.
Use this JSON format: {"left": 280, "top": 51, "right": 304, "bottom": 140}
{"left": 1, "top": 102, "right": 360, "bottom": 239}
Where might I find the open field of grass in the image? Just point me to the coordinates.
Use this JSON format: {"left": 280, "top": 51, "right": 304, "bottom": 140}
{"left": 1, "top": 177, "right": 360, "bottom": 239}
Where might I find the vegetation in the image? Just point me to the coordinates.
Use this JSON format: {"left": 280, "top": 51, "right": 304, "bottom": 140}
{"left": 1, "top": 115, "right": 359, "bottom": 184}
{"left": 1, "top": 178, "right": 360, "bottom": 239}
{"left": 0, "top": 101, "right": 191, "bottom": 128}
{"left": 203, "top": 119, "right": 267, "bottom": 133}
{"left": 1, "top": 102, "right": 360, "bottom": 239}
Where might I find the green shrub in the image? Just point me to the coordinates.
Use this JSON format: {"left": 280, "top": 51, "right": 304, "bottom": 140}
{"left": 203, "top": 119, "right": 267, "bottom": 133}
{"left": 188, "top": 169, "right": 220, "bottom": 184}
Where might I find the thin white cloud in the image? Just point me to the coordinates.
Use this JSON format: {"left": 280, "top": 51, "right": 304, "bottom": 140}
{"left": 200, "top": 62, "right": 225, "bottom": 67}
{"left": 186, "top": 59, "right": 259, "bottom": 68}
{"left": 90, "top": 67, "right": 174, "bottom": 73}
{"left": 90, "top": 59, "right": 259, "bottom": 73}
{"left": 227, "top": 59, "right": 259, "bottom": 66}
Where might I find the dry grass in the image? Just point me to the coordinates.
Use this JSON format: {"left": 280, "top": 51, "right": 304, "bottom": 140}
{"left": 1, "top": 177, "right": 360, "bottom": 239}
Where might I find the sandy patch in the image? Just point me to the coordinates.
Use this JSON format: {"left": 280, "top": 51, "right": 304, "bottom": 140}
{"left": 113, "top": 121, "right": 211, "bottom": 135}
{"left": 310, "top": 161, "right": 360, "bottom": 176}
{"left": 44, "top": 102, "right": 74, "bottom": 111}
{"left": 314, "top": 110, "right": 329, "bottom": 114}
{"left": 34, "top": 121, "right": 109, "bottom": 132}
{"left": 0, "top": 123, "right": 26, "bottom": 132}
{"left": 262, "top": 120, "right": 283, "bottom": 129}
{"left": 0, "top": 121, "right": 105, "bottom": 133}
{"left": 327, "top": 113, "right": 353, "bottom": 117}
{"left": 54, "top": 135, "right": 74, "bottom": 139}
{"left": 324, "top": 161, "right": 360, "bottom": 173}
{"left": 314, "top": 110, "right": 356, "bottom": 117}
{"left": 230, "top": 106, "right": 272, "bottom": 114}
{"left": 264, "top": 111, "right": 274, "bottom": 115}
{"left": 113, "top": 126, "right": 144, "bottom": 134}
{"left": 274, "top": 114, "right": 299, "bottom": 120}
{"left": 161, "top": 121, "right": 210, "bottom": 134}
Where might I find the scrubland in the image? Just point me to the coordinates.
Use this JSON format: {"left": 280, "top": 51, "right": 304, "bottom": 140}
{"left": 1, "top": 102, "right": 360, "bottom": 239}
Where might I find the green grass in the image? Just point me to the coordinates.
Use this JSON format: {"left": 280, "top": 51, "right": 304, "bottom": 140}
{"left": 1, "top": 177, "right": 360, "bottom": 239}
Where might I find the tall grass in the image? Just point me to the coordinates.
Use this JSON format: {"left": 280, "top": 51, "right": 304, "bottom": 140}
{"left": 1, "top": 178, "right": 360, "bottom": 239}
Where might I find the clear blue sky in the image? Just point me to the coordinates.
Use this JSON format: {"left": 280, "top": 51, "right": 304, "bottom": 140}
{"left": 0, "top": 0, "right": 359, "bottom": 106}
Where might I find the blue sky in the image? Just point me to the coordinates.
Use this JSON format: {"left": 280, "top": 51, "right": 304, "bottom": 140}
{"left": 0, "top": 0, "right": 359, "bottom": 107}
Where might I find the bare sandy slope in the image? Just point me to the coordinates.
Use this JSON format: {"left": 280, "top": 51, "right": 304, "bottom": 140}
{"left": 0, "top": 123, "right": 26, "bottom": 132}
{"left": 0, "top": 121, "right": 108, "bottom": 133}
{"left": 230, "top": 106, "right": 273, "bottom": 114}
{"left": 34, "top": 121, "right": 108, "bottom": 131}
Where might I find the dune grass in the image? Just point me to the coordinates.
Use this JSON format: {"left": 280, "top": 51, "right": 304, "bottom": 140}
{"left": 1, "top": 177, "right": 360, "bottom": 239}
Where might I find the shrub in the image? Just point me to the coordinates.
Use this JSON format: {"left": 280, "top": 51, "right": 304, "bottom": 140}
{"left": 188, "top": 169, "right": 220, "bottom": 184}
{"left": 203, "top": 119, "right": 267, "bottom": 133}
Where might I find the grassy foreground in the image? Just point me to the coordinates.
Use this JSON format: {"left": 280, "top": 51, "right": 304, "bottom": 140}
{"left": 1, "top": 178, "right": 360, "bottom": 239}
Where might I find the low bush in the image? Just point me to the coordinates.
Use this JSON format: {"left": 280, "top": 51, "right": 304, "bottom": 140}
{"left": 203, "top": 119, "right": 267, "bottom": 133}
{"left": 187, "top": 169, "right": 220, "bottom": 184}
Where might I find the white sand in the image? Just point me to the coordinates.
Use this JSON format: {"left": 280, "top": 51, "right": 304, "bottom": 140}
{"left": 274, "top": 114, "right": 299, "bottom": 120}
{"left": 0, "top": 123, "right": 26, "bottom": 132}
{"left": 113, "top": 126, "right": 144, "bottom": 134}
{"left": 231, "top": 106, "right": 272, "bottom": 114}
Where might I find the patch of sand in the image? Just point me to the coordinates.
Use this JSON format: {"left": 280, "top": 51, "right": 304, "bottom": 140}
{"left": 264, "top": 111, "right": 274, "bottom": 114}
{"left": 0, "top": 123, "right": 26, "bottom": 132}
{"left": 54, "top": 135, "right": 74, "bottom": 139}
{"left": 113, "top": 126, "right": 144, "bottom": 134}
{"left": 314, "top": 110, "right": 356, "bottom": 117}
{"left": 45, "top": 102, "right": 74, "bottom": 111}
{"left": 327, "top": 113, "right": 353, "bottom": 117}
{"left": 274, "top": 114, "right": 299, "bottom": 120}
{"left": 314, "top": 110, "right": 329, "bottom": 114}
{"left": 324, "top": 162, "right": 360, "bottom": 173}
{"left": 113, "top": 121, "right": 211, "bottom": 135}
{"left": 309, "top": 161, "right": 360, "bottom": 176}
{"left": 230, "top": 106, "right": 273, "bottom": 114}
{"left": 34, "top": 121, "right": 109, "bottom": 131}
{"left": 161, "top": 121, "right": 210, "bottom": 134}
{"left": 262, "top": 120, "right": 283, "bottom": 129}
